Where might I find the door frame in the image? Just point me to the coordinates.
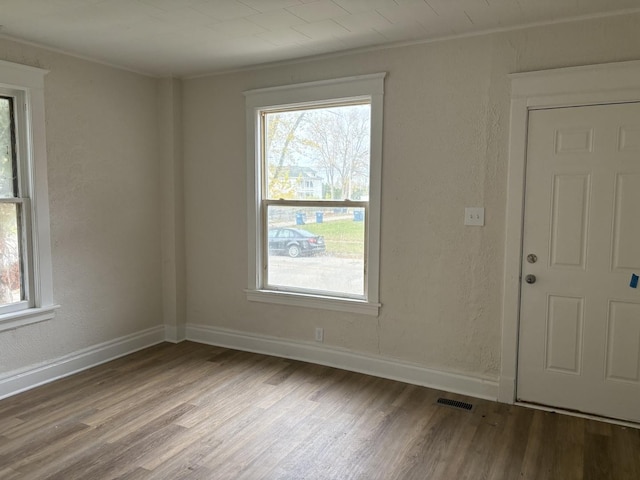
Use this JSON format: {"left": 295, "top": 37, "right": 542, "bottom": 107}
{"left": 499, "top": 60, "right": 640, "bottom": 404}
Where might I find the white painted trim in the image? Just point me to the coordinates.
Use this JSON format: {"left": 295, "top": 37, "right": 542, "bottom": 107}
{"left": 500, "top": 60, "right": 640, "bottom": 404}
{"left": 246, "top": 289, "right": 380, "bottom": 316}
{"left": 244, "top": 73, "right": 385, "bottom": 312}
{"left": 0, "top": 59, "right": 48, "bottom": 88}
{"left": 0, "top": 326, "right": 166, "bottom": 400}
{"left": 164, "top": 324, "right": 186, "bottom": 344}
{"left": 164, "top": 324, "right": 179, "bottom": 343}
{"left": 0, "top": 59, "right": 56, "bottom": 327}
{"left": 0, "top": 304, "right": 60, "bottom": 332}
{"left": 244, "top": 73, "right": 385, "bottom": 99}
{"left": 509, "top": 60, "right": 640, "bottom": 100}
{"left": 187, "top": 323, "right": 499, "bottom": 401}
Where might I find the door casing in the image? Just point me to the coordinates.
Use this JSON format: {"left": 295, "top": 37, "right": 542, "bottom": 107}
{"left": 500, "top": 60, "right": 640, "bottom": 405}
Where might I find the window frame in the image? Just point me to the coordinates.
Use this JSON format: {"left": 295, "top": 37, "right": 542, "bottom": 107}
{"left": 0, "top": 59, "right": 57, "bottom": 332}
{"left": 244, "top": 73, "right": 385, "bottom": 316}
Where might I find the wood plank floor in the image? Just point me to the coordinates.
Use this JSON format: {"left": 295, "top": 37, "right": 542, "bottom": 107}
{"left": 1, "top": 342, "right": 639, "bottom": 479}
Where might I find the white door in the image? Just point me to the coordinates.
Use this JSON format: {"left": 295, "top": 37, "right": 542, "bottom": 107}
{"left": 517, "top": 102, "right": 640, "bottom": 423}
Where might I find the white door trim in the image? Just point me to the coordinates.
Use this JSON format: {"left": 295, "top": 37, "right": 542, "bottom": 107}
{"left": 500, "top": 60, "right": 640, "bottom": 403}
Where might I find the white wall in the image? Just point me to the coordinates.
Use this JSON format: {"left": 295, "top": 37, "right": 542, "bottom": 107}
{"left": 0, "top": 39, "right": 163, "bottom": 373}
{"left": 182, "top": 14, "right": 640, "bottom": 382}
{"left": 0, "top": 12, "right": 638, "bottom": 394}
{"left": 158, "top": 78, "right": 186, "bottom": 342}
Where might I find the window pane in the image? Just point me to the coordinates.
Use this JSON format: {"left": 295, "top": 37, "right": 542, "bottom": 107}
{"left": 0, "top": 98, "right": 16, "bottom": 198}
{"left": 0, "top": 203, "right": 23, "bottom": 305}
{"left": 266, "top": 205, "right": 365, "bottom": 297}
{"left": 264, "top": 104, "right": 371, "bottom": 201}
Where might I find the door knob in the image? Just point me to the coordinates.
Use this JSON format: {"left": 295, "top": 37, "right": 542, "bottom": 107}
{"left": 525, "top": 274, "right": 536, "bottom": 284}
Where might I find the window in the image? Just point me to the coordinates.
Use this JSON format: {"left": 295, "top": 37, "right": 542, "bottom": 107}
{"left": 245, "top": 74, "right": 385, "bottom": 315}
{"left": 0, "top": 96, "right": 25, "bottom": 309}
{"left": 0, "top": 60, "right": 56, "bottom": 331}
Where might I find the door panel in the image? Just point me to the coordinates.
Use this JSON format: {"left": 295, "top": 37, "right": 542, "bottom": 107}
{"left": 549, "top": 174, "right": 590, "bottom": 269}
{"left": 545, "top": 295, "right": 584, "bottom": 375}
{"left": 605, "top": 301, "right": 640, "bottom": 383}
{"left": 518, "top": 102, "right": 640, "bottom": 423}
{"left": 619, "top": 126, "right": 640, "bottom": 151}
{"left": 612, "top": 174, "right": 640, "bottom": 271}
{"left": 555, "top": 128, "right": 593, "bottom": 154}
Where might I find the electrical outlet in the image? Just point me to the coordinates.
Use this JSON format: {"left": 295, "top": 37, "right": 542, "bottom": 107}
{"left": 464, "top": 207, "right": 485, "bottom": 226}
{"left": 315, "top": 327, "right": 324, "bottom": 343}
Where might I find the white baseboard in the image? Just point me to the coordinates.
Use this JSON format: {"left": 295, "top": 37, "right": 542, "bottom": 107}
{"left": 0, "top": 323, "right": 500, "bottom": 403}
{"left": 187, "top": 323, "right": 499, "bottom": 401}
{"left": 0, "top": 325, "right": 166, "bottom": 400}
{"left": 164, "top": 324, "right": 186, "bottom": 344}
{"left": 498, "top": 375, "right": 516, "bottom": 403}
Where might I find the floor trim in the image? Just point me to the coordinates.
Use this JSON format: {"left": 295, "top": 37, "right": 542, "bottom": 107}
{"left": 0, "top": 323, "right": 501, "bottom": 402}
{"left": 187, "top": 323, "right": 499, "bottom": 401}
{"left": 164, "top": 324, "right": 186, "bottom": 344}
{"left": 0, "top": 325, "right": 166, "bottom": 400}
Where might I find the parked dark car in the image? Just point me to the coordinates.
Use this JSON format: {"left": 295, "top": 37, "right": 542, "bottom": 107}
{"left": 268, "top": 228, "right": 326, "bottom": 257}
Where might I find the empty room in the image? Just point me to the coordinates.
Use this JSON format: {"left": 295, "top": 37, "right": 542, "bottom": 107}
{"left": 0, "top": 1, "right": 639, "bottom": 478}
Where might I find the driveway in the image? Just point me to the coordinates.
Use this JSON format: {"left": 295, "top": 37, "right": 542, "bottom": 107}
{"left": 268, "top": 255, "right": 364, "bottom": 296}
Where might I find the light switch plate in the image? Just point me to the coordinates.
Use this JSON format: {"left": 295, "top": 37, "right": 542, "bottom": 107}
{"left": 465, "top": 207, "right": 485, "bottom": 226}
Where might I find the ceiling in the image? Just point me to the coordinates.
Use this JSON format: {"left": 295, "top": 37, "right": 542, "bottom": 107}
{"left": 1, "top": 0, "right": 638, "bottom": 78}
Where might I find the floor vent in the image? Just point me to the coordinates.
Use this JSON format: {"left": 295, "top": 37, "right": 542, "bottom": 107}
{"left": 436, "top": 397, "right": 474, "bottom": 411}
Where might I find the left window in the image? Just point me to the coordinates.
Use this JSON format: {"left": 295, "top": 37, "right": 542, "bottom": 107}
{"left": 0, "top": 95, "right": 26, "bottom": 308}
{"left": 0, "top": 60, "right": 57, "bottom": 331}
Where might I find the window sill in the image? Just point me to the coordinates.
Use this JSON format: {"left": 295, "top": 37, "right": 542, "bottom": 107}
{"left": 246, "top": 289, "right": 380, "bottom": 316}
{"left": 0, "top": 305, "right": 60, "bottom": 332}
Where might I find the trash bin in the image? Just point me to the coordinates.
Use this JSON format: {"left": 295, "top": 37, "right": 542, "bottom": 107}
{"left": 315, "top": 212, "right": 323, "bottom": 223}
{"left": 353, "top": 210, "right": 364, "bottom": 222}
{"left": 295, "top": 212, "right": 305, "bottom": 225}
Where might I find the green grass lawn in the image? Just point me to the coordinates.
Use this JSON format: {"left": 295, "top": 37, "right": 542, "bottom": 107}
{"left": 299, "top": 219, "right": 364, "bottom": 256}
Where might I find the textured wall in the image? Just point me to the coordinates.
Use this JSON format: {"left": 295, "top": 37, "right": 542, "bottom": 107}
{"left": 0, "top": 39, "right": 162, "bottom": 373}
{"left": 183, "top": 14, "right": 640, "bottom": 380}
{"left": 1, "top": 12, "right": 638, "bottom": 382}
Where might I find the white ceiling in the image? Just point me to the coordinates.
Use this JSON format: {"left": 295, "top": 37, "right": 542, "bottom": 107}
{"left": 1, "top": 0, "right": 638, "bottom": 77}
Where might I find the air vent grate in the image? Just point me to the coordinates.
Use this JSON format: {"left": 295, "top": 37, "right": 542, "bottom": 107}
{"left": 436, "top": 397, "right": 474, "bottom": 411}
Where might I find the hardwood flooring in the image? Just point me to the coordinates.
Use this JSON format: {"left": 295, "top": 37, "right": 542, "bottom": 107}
{"left": 1, "top": 341, "right": 638, "bottom": 479}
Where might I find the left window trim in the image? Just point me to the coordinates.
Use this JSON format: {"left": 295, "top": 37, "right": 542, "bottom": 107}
{"left": 0, "top": 59, "right": 58, "bottom": 332}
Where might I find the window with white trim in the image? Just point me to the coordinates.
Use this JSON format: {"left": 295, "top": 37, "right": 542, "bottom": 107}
{"left": 0, "top": 60, "right": 57, "bottom": 331}
{"left": 245, "top": 74, "right": 385, "bottom": 316}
